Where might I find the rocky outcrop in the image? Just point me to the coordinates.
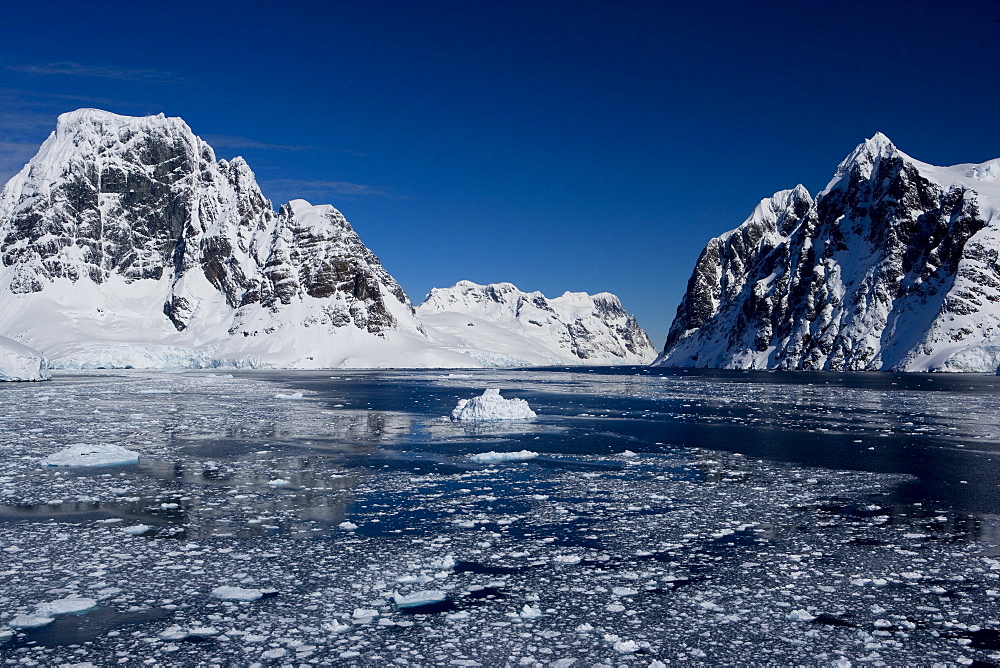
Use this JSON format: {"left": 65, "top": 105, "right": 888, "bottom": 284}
{"left": 656, "top": 133, "right": 1000, "bottom": 372}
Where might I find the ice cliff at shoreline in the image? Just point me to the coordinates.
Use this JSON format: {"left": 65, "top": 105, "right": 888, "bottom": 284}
{"left": 0, "top": 336, "right": 49, "bottom": 381}
{"left": 656, "top": 133, "right": 1000, "bottom": 372}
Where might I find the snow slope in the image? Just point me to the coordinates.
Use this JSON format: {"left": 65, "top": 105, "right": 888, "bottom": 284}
{"left": 656, "top": 133, "right": 1000, "bottom": 372}
{"left": 417, "top": 281, "right": 656, "bottom": 366}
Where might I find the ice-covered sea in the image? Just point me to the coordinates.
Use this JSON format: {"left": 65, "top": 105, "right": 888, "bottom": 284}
{"left": 2, "top": 367, "right": 1000, "bottom": 666}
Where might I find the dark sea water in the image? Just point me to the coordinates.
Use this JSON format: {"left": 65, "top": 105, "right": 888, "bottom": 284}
{"left": 1, "top": 367, "right": 999, "bottom": 665}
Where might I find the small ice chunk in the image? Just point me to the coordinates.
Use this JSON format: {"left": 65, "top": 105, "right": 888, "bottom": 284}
{"left": 267, "top": 479, "right": 291, "bottom": 488}
{"left": 451, "top": 389, "right": 536, "bottom": 421}
{"left": 338, "top": 521, "right": 359, "bottom": 531}
{"left": 322, "top": 620, "right": 351, "bottom": 634}
{"left": 788, "top": 609, "right": 816, "bottom": 622}
{"left": 211, "top": 586, "right": 264, "bottom": 601}
{"left": 41, "top": 444, "right": 139, "bottom": 467}
{"left": 612, "top": 586, "right": 639, "bottom": 597}
{"left": 122, "top": 524, "right": 151, "bottom": 536}
{"left": 352, "top": 608, "right": 379, "bottom": 620}
{"left": 433, "top": 555, "right": 456, "bottom": 570}
{"left": 392, "top": 590, "right": 448, "bottom": 609}
{"left": 470, "top": 450, "right": 539, "bottom": 464}
{"left": 519, "top": 604, "right": 543, "bottom": 619}
{"left": 274, "top": 392, "right": 303, "bottom": 400}
{"left": 159, "top": 625, "right": 190, "bottom": 641}
{"left": 613, "top": 639, "right": 640, "bottom": 653}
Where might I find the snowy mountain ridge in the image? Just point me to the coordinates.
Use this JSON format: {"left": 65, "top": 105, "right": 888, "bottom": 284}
{"left": 0, "top": 109, "right": 652, "bottom": 369}
{"left": 657, "top": 133, "right": 1000, "bottom": 372}
{"left": 417, "top": 280, "right": 656, "bottom": 366}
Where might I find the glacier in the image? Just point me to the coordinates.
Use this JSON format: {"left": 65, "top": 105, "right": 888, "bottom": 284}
{"left": 656, "top": 133, "right": 1000, "bottom": 372}
{"left": 0, "top": 110, "right": 652, "bottom": 370}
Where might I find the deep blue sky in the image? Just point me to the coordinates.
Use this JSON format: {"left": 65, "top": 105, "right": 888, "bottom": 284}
{"left": 1, "top": 1, "right": 998, "bottom": 346}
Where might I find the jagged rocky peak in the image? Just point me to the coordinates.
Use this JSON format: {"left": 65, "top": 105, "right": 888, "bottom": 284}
{"left": 0, "top": 109, "right": 434, "bottom": 368}
{"left": 1, "top": 108, "right": 273, "bottom": 296}
{"left": 663, "top": 185, "right": 812, "bottom": 353}
{"left": 417, "top": 280, "right": 656, "bottom": 365}
{"left": 657, "top": 133, "right": 1000, "bottom": 372}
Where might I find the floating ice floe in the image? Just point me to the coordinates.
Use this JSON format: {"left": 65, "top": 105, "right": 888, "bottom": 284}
{"left": 159, "top": 625, "right": 219, "bottom": 641}
{"left": 470, "top": 450, "right": 540, "bottom": 464}
{"left": 8, "top": 614, "right": 54, "bottom": 629}
{"left": 0, "top": 336, "right": 49, "bottom": 382}
{"left": 274, "top": 391, "right": 303, "bottom": 400}
{"left": 11, "top": 596, "right": 99, "bottom": 628}
{"left": 338, "top": 521, "right": 359, "bottom": 531}
{"left": 211, "top": 586, "right": 266, "bottom": 601}
{"left": 41, "top": 444, "right": 139, "bottom": 467}
{"left": 392, "top": 589, "right": 448, "bottom": 609}
{"left": 451, "top": 388, "right": 536, "bottom": 421}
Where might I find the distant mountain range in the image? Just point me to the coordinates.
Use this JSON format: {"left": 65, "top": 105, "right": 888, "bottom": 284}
{"left": 655, "top": 133, "right": 1000, "bottom": 371}
{"left": 0, "top": 109, "right": 655, "bottom": 369}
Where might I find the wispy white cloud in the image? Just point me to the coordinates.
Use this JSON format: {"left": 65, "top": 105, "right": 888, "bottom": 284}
{"left": 6, "top": 61, "right": 187, "bottom": 85}
{"left": 264, "top": 178, "right": 400, "bottom": 199}
{"left": 204, "top": 134, "right": 367, "bottom": 157}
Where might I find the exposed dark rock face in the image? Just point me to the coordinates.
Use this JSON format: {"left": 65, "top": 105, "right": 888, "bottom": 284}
{"left": 0, "top": 109, "right": 411, "bottom": 338}
{"left": 657, "top": 134, "right": 1000, "bottom": 372}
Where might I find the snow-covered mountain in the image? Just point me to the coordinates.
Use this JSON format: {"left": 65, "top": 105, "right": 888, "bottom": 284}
{"left": 656, "top": 133, "right": 1000, "bottom": 372}
{"left": 417, "top": 281, "right": 656, "bottom": 366}
{"left": 0, "top": 109, "right": 472, "bottom": 368}
{"left": 0, "top": 109, "right": 651, "bottom": 369}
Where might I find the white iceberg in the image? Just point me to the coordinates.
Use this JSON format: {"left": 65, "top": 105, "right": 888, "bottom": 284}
{"left": 0, "top": 336, "right": 49, "bottom": 382}
{"left": 451, "top": 388, "right": 536, "bottom": 421}
{"left": 470, "top": 450, "right": 540, "bottom": 464}
{"left": 41, "top": 444, "right": 140, "bottom": 467}
{"left": 392, "top": 589, "right": 448, "bottom": 609}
